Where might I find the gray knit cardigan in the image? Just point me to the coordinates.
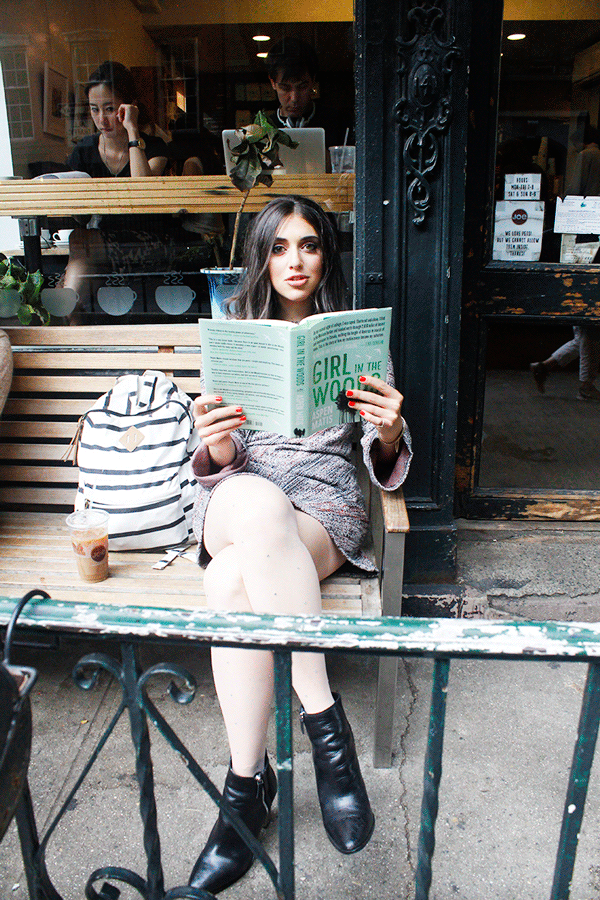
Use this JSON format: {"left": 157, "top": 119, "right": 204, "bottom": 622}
{"left": 191, "top": 416, "right": 412, "bottom": 571}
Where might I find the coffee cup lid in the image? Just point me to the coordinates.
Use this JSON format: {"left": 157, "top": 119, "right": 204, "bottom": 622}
{"left": 66, "top": 509, "right": 109, "bottom": 528}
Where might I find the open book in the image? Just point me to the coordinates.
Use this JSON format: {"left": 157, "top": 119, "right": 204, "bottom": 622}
{"left": 199, "top": 307, "right": 392, "bottom": 437}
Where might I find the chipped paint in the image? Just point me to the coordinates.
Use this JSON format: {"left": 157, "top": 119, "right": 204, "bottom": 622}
{"left": 3, "top": 596, "right": 600, "bottom": 661}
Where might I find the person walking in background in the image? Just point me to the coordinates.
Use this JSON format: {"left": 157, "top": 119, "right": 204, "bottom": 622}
{"left": 530, "top": 124, "right": 600, "bottom": 401}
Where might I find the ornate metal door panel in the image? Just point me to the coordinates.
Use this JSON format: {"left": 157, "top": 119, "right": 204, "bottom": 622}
{"left": 355, "top": 0, "right": 470, "bottom": 580}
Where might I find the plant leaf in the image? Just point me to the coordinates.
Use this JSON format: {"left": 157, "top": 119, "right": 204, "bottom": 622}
{"left": 37, "top": 305, "right": 51, "bottom": 325}
{"left": 17, "top": 305, "right": 33, "bottom": 325}
{"left": 255, "top": 171, "right": 274, "bottom": 188}
{"left": 277, "top": 131, "right": 299, "bottom": 149}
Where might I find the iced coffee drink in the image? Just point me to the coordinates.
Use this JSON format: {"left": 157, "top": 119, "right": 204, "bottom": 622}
{"left": 66, "top": 510, "right": 109, "bottom": 583}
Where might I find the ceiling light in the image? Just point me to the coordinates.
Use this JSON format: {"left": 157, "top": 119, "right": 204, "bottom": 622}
{"left": 507, "top": 32, "right": 526, "bottom": 41}
{"left": 257, "top": 52, "right": 269, "bottom": 59}
{"left": 253, "top": 35, "right": 270, "bottom": 42}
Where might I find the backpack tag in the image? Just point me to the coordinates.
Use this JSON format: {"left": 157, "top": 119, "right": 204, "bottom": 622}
{"left": 120, "top": 426, "right": 146, "bottom": 451}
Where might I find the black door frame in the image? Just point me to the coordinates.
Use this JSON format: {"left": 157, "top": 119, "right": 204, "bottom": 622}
{"left": 355, "top": 0, "right": 471, "bottom": 581}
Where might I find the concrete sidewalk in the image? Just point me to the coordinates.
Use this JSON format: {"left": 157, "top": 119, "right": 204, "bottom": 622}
{"left": 2, "top": 520, "right": 600, "bottom": 900}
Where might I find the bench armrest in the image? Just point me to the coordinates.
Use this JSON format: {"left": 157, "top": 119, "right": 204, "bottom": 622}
{"left": 370, "top": 484, "right": 409, "bottom": 618}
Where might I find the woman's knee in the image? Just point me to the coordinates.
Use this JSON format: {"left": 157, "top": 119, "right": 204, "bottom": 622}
{"left": 205, "top": 476, "right": 297, "bottom": 550}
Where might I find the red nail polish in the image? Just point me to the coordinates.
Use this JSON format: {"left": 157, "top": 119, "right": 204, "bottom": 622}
{"left": 359, "top": 410, "right": 366, "bottom": 416}
{"left": 215, "top": 396, "right": 223, "bottom": 402}
{"left": 235, "top": 407, "right": 243, "bottom": 413}
{"left": 359, "top": 376, "right": 367, "bottom": 383}
{"left": 348, "top": 400, "right": 356, "bottom": 408}
{"left": 346, "top": 389, "right": 354, "bottom": 397}
{"left": 239, "top": 415, "right": 246, "bottom": 421}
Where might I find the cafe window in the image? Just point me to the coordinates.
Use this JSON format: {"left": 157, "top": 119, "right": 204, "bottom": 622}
{"left": 0, "top": 3, "right": 355, "bottom": 326}
{"left": 493, "top": 18, "right": 600, "bottom": 265}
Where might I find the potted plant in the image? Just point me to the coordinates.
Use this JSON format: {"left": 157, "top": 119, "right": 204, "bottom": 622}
{"left": 202, "top": 110, "right": 298, "bottom": 318}
{"left": 0, "top": 257, "right": 49, "bottom": 325}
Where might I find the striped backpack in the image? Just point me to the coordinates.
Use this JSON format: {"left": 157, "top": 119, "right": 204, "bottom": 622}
{"left": 73, "top": 370, "right": 200, "bottom": 550}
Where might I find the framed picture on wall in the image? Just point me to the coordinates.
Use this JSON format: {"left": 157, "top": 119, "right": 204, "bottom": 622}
{"left": 43, "top": 64, "right": 67, "bottom": 138}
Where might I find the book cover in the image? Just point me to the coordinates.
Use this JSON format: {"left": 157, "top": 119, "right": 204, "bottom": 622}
{"left": 199, "top": 307, "right": 392, "bottom": 437}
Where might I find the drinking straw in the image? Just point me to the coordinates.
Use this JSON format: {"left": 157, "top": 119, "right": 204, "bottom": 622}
{"left": 343, "top": 128, "right": 349, "bottom": 171}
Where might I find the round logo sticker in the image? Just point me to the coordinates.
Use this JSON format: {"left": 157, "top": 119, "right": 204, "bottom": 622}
{"left": 512, "top": 208, "right": 528, "bottom": 225}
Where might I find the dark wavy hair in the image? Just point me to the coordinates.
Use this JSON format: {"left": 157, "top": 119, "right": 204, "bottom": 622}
{"left": 231, "top": 195, "right": 348, "bottom": 319}
{"left": 85, "top": 61, "right": 136, "bottom": 103}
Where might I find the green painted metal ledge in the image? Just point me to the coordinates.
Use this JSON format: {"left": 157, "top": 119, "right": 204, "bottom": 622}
{"left": 2, "top": 593, "right": 600, "bottom": 661}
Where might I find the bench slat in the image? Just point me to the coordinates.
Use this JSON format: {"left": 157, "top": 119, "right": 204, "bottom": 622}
{"left": 4, "top": 398, "right": 105, "bottom": 416}
{"left": 0, "top": 465, "right": 76, "bottom": 483}
{"left": 0, "top": 512, "right": 373, "bottom": 617}
{"left": 0, "top": 486, "right": 76, "bottom": 505}
{"left": 0, "top": 444, "right": 69, "bottom": 461}
{"left": 381, "top": 489, "right": 411, "bottom": 534}
{"left": 11, "top": 351, "right": 201, "bottom": 371}
{"left": 4, "top": 323, "right": 201, "bottom": 347}
{"left": 0, "top": 421, "right": 80, "bottom": 439}
{"left": 11, "top": 375, "right": 200, "bottom": 394}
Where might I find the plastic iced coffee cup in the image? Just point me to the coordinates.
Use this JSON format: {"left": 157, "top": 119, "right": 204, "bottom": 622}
{"left": 329, "top": 145, "right": 355, "bottom": 173}
{"left": 66, "top": 509, "right": 109, "bottom": 583}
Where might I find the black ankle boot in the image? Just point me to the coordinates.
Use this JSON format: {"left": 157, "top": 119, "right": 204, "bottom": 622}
{"left": 189, "top": 757, "right": 277, "bottom": 894}
{"left": 300, "top": 692, "right": 375, "bottom": 854}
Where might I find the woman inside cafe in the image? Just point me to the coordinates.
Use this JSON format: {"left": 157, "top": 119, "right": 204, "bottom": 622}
{"left": 61, "top": 61, "right": 170, "bottom": 308}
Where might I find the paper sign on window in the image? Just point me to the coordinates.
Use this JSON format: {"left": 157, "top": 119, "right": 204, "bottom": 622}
{"left": 504, "top": 173, "right": 541, "bottom": 201}
{"left": 554, "top": 196, "right": 600, "bottom": 234}
{"left": 493, "top": 201, "right": 545, "bottom": 261}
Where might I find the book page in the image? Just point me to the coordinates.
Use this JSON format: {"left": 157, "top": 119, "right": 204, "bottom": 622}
{"left": 199, "top": 320, "right": 292, "bottom": 434}
{"left": 303, "top": 307, "right": 392, "bottom": 433}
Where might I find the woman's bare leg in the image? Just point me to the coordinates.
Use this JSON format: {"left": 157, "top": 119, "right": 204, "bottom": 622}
{"left": 203, "top": 475, "right": 344, "bottom": 777}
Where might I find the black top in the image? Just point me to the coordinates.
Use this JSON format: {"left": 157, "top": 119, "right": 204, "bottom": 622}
{"left": 67, "top": 133, "right": 168, "bottom": 178}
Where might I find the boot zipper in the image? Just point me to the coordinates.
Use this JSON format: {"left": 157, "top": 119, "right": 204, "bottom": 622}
{"left": 299, "top": 708, "right": 306, "bottom": 734}
{"left": 254, "top": 770, "right": 269, "bottom": 817}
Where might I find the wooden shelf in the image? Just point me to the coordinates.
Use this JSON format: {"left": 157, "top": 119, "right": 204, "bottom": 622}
{"left": 0, "top": 174, "right": 354, "bottom": 217}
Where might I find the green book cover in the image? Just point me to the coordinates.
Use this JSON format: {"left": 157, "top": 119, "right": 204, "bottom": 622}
{"left": 199, "top": 307, "right": 392, "bottom": 437}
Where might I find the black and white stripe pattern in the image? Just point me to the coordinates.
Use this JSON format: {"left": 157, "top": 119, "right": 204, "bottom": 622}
{"left": 75, "top": 371, "right": 200, "bottom": 550}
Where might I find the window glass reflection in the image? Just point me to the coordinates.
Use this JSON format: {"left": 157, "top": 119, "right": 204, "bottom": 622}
{"left": 0, "top": 4, "right": 354, "bottom": 325}
{"left": 494, "top": 18, "right": 600, "bottom": 264}
{"left": 480, "top": 321, "right": 600, "bottom": 489}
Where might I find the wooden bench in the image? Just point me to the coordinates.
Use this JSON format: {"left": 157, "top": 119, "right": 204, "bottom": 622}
{"left": 0, "top": 323, "right": 408, "bottom": 766}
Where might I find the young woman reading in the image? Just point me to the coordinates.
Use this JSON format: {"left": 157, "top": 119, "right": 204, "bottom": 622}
{"left": 189, "top": 195, "right": 412, "bottom": 894}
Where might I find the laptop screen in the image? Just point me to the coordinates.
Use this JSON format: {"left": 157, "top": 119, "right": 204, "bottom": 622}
{"left": 222, "top": 127, "right": 326, "bottom": 176}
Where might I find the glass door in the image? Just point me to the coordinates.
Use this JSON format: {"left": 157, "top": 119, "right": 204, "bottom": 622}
{"left": 457, "top": 0, "right": 600, "bottom": 519}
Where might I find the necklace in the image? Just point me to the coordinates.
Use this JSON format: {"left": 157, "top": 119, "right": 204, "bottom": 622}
{"left": 100, "top": 133, "right": 127, "bottom": 176}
